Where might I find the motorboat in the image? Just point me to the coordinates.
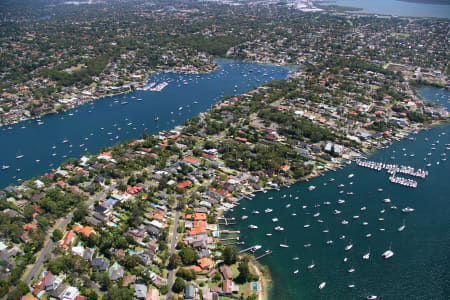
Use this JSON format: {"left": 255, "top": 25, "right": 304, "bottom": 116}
{"left": 265, "top": 233, "right": 272, "bottom": 237}
{"left": 398, "top": 220, "right": 406, "bottom": 232}
{"left": 248, "top": 225, "right": 258, "bottom": 229}
{"left": 348, "top": 268, "right": 355, "bottom": 273}
{"left": 363, "top": 249, "right": 370, "bottom": 260}
{"left": 381, "top": 248, "right": 394, "bottom": 259}
{"left": 402, "top": 207, "right": 415, "bottom": 213}
{"left": 341, "top": 220, "right": 349, "bottom": 225}
{"left": 274, "top": 226, "right": 284, "bottom": 231}
{"left": 280, "top": 244, "right": 289, "bottom": 248}
{"left": 265, "top": 208, "right": 273, "bottom": 213}
{"left": 333, "top": 209, "right": 342, "bottom": 215}
{"left": 241, "top": 215, "right": 248, "bottom": 220}
{"left": 326, "top": 240, "right": 333, "bottom": 245}
{"left": 307, "top": 260, "right": 315, "bottom": 269}
{"left": 345, "top": 242, "right": 353, "bottom": 251}
{"left": 293, "top": 269, "right": 299, "bottom": 274}
{"left": 272, "top": 218, "right": 279, "bottom": 222}
{"left": 319, "top": 282, "right": 326, "bottom": 289}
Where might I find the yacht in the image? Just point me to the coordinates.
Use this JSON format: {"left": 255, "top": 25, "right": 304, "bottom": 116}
{"left": 291, "top": 213, "right": 297, "bottom": 216}
{"left": 383, "top": 198, "right": 391, "bottom": 203}
{"left": 308, "top": 185, "right": 316, "bottom": 191}
{"left": 333, "top": 209, "right": 342, "bottom": 215}
{"left": 313, "top": 211, "right": 320, "bottom": 217}
{"left": 363, "top": 249, "right": 371, "bottom": 260}
{"left": 248, "top": 225, "right": 258, "bottom": 229}
{"left": 341, "top": 220, "right": 349, "bottom": 225}
{"left": 326, "top": 240, "right": 333, "bottom": 245}
{"left": 293, "top": 269, "right": 299, "bottom": 274}
{"left": 292, "top": 257, "right": 300, "bottom": 261}
{"left": 1, "top": 165, "right": 10, "bottom": 170}
{"left": 343, "top": 257, "right": 348, "bottom": 262}
{"left": 279, "top": 244, "right": 289, "bottom": 248}
{"left": 398, "top": 220, "right": 406, "bottom": 232}
{"left": 250, "top": 245, "right": 262, "bottom": 253}
{"left": 348, "top": 268, "right": 355, "bottom": 273}
{"left": 241, "top": 215, "right": 248, "bottom": 220}
{"left": 304, "top": 243, "right": 311, "bottom": 248}
{"left": 366, "top": 233, "right": 372, "bottom": 238}
{"left": 62, "top": 138, "right": 69, "bottom": 144}
{"left": 367, "top": 296, "right": 378, "bottom": 300}
{"left": 345, "top": 242, "right": 353, "bottom": 251}
{"left": 402, "top": 207, "right": 415, "bottom": 213}
{"left": 274, "top": 226, "right": 284, "bottom": 231}
{"left": 272, "top": 218, "right": 279, "bottom": 222}
{"left": 252, "top": 210, "right": 260, "bottom": 214}
{"left": 264, "top": 208, "right": 273, "bottom": 213}
{"left": 360, "top": 206, "right": 367, "bottom": 211}
{"left": 348, "top": 283, "right": 356, "bottom": 288}
{"left": 307, "top": 260, "right": 315, "bottom": 269}
{"left": 337, "top": 199, "right": 345, "bottom": 204}
{"left": 266, "top": 233, "right": 272, "bottom": 237}
{"left": 319, "top": 282, "right": 326, "bottom": 289}
{"left": 304, "top": 224, "right": 311, "bottom": 228}
{"left": 381, "top": 247, "right": 394, "bottom": 259}
{"left": 286, "top": 204, "right": 291, "bottom": 208}
{"left": 347, "top": 173, "right": 354, "bottom": 179}
{"left": 16, "top": 154, "right": 24, "bottom": 159}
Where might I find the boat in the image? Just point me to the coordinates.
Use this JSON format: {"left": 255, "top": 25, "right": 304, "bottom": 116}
{"left": 348, "top": 283, "right": 356, "bottom": 288}
{"left": 293, "top": 269, "right": 299, "bottom": 274}
{"left": 251, "top": 210, "right": 260, "bottom": 214}
{"left": 367, "top": 296, "right": 378, "bottom": 300}
{"left": 341, "top": 220, "right": 349, "bottom": 225}
{"left": 272, "top": 218, "right": 279, "bottom": 222}
{"left": 366, "top": 233, "right": 372, "bottom": 238}
{"left": 62, "top": 138, "right": 69, "bottom": 144}
{"left": 337, "top": 199, "right": 345, "bottom": 204}
{"left": 348, "top": 173, "right": 354, "bottom": 179}
{"left": 343, "top": 257, "right": 348, "bottom": 262}
{"left": 333, "top": 209, "right": 342, "bottom": 215}
{"left": 348, "top": 268, "right": 355, "bottom": 273}
{"left": 250, "top": 245, "right": 262, "bottom": 253}
{"left": 266, "top": 233, "right": 272, "bottom": 237}
{"left": 274, "top": 226, "right": 284, "bottom": 231}
{"left": 264, "top": 208, "right": 273, "bottom": 213}
{"left": 280, "top": 244, "right": 289, "bottom": 248}
{"left": 308, "top": 185, "right": 316, "bottom": 191}
{"left": 319, "top": 282, "right": 326, "bottom": 289}
{"left": 292, "top": 257, "right": 300, "bottom": 261}
{"left": 398, "top": 220, "right": 406, "bottom": 232}
{"left": 304, "top": 243, "right": 311, "bottom": 248}
{"left": 304, "top": 224, "right": 311, "bottom": 228}
{"left": 313, "top": 211, "right": 320, "bottom": 217}
{"left": 363, "top": 249, "right": 371, "bottom": 260}
{"left": 307, "top": 260, "right": 315, "bottom": 269}
{"left": 286, "top": 204, "right": 291, "bottom": 208}
{"left": 402, "top": 207, "right": 415, "bottom": 213}
{"left": 326, "top": 240, "right": 333, "bottom": 245}
{"left": 345, "top": 241, "right": 353, "bottom": 251}
{"left": 381, "top": 247, "right": 394, "bottom": 259}
{"left": 339, "top": 235, "right": 346, "bottom": 240}
{"left": 1, "top": 165, "right": 10, "bottom": 170}
{"left": 383, "top": 198, "right": 391, "bottom": 203}
{"left": 248, "top": 225, "right": 258, "bottom": 229}
{"left": 241, "top": 215, "right": 248, "bottom": 220}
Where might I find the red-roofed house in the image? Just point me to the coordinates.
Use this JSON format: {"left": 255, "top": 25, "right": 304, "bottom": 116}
{"left": 183, "top": 157, "right": 200, "bottom": 166}
{"left": 33, "top": 271, "right": 53, "bottom": 295}
{"left": 176, "top": 180, "right": 192, "bottom": 189}
{"left": 62, "top": 230, "right": 74, "bottom": 249}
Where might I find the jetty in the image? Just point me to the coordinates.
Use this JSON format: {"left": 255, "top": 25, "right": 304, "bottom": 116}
{"left": 253, "top": 250, "right": 273, "bottom": 261}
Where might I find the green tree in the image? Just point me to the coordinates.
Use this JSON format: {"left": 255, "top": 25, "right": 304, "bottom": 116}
{"left": 179, "top": 247, "right": 198, "bottom": 265}
{"left": 172, "top": 277, "right": 185, "bottom": 293}
{"left": 99, "top": 272, "right": 112, "bottom": 290}
{"left": 52, "top": 229, "right": 63, "bottom": 241}
{"left": 223, "top": 246, "right": 238, "bottom": 265}
{"left": 103, "top": 287, "right": 133, "bottom": 300}
{"left": 168, "top": 253, "right": 181, "bottom": 270}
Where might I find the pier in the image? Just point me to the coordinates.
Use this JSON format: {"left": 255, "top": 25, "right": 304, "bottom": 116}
{"left": 219, "top": 237, "right": 240, "bottom": 241}
{"left": 239, "top": 246, "right": 259, "bottom": 254}
{"left": 253, "top": 250, "right": 273, "bottom": 261}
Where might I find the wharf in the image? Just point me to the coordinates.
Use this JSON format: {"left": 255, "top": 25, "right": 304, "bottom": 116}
{"left": 253, "top": 250, "right": 273, "bottom": 261}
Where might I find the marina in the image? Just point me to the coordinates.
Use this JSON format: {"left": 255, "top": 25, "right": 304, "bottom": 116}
{"left": 224, "top": 87, "right": 449, "bottom": 300}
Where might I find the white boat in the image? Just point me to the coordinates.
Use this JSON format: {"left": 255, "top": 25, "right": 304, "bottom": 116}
{"left": 348, "top": 268, "right": 355, "bottom": 273}
{"left": 308, "top": 185, "right": 316, "bottom": 191}
{"left": 250, "top": 245, "right": 262, "bottom": 253}
{"left": 16, "top": 154, "right": 24, "bottom": 159}
{"left": 265, "top": 233, "right": 272, "bottom": 237}
{"left": 280, "top": 244, "right": 289, "bottom": 248}
{"left": 286, "top": 204, "right": 291, "bottom": 208}
{"left": 318, "top": 282, "right": 326, "bottom": 289}
{"left": 1, "top": 165, "right": 10, "bottom": 170}
{"left": 345, "top": 242, "right": 353, "bottom": 251}
{"left": 248, "top": 225, "right": 258, "bottom": 229}
{"left": 62, "top": 139, "right": 69, "bottom": 144}
{"left": 367, "top": 295, "right": 378, "bottom": 300}
{"left": 241, "top": 215, "right": 248, "bottom": 220}
{"left": 304, "top": 243, "right": 311, "bottom": 248}
{"left": 337, "top": 199, "right": 345, "bottom": 204}
{"left": 343, "top": 257, "right": 348, "bottom": 262}
{"left": 398, "top": 220, "right": 406, "bottom": 232}
{"left": 360, "top": 206, "right": 367, "bottom": 211}
{"left": 292, "top": 257, "right": 300, "bottom": 261}
{"left": 272, "top": 218, "right": 279, "bottom": 222}
{"left": 304, "top": 224, "right": 310, "bottom": 228}
{"left": 293, "top": 269, "right": 299, "bottom": 274}
{"left": 366, "top": 233, "right": 372, "bottom": 238}
{"left": 347, "top": 173, "right": 354, "bottom": 179}
{"left": 326, "top": 240, "right": 333, "bottom": 245}
{"left": 382, "top": 248, "right": 394, "bottom": 259}
{"left": 348, "top": 283, "right": 356, "bottom": 288}
{"left": 341, "top": 220, "right": 349, "bottom": 225}
{"left": 313, "top": 211, "right": 320, "bottom": 217}
{"left": 402, "top": 207, "right": 415, "bottom": 213}
{"left": 307, "top": 260, "right": 315, "bottom": 269}
{"left": 363, "top": 249, "right": 371, "bottom": 260}
{"left": 383, "top": 198, "right": 391, "bottom": 203}
{"left": 264, "top": 208, "right": 273, "bottom": 213}
{"left": 333, "top": 209, "right": 342, "bottom": 215}
{"left": 274, "top": 226, "right": 284, "bottom": 231}
{"left": 252, "top": 210, "right": 260, "bottom": 214}
{"left": 339, "top": 235, "right": 346, "bottom": 240}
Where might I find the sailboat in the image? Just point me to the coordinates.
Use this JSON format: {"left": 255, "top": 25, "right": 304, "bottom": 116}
{"left": 318, "top": 282, "right": 326, "bottom": 289}
{"left": 398, "top": 220, "right": 406, "bottom": 232}
{"left": 381, "top": 244, "right": 394, "bottom": 259}
{"left": 362, "top": 248, "right": 371, "bottom": 260}
{"left": 345, "top": 240, "right": 353, "bottom": 251}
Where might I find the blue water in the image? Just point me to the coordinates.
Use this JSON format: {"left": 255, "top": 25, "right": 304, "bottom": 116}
{"left": 329, "top": 0, "right": 450, "bottom": 18}
{"left": 0, "top": 59, "right": 290, "bottom": 188}
{"left": 226, "top": 88, "right": 450, "bottom": 299}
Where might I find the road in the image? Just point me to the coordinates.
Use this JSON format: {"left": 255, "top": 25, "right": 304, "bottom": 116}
{"left": 23, "top": 187, "right": 111, "bottom": 284}
{"left": 166, "top": 208, "right": 180, "bottom": 298}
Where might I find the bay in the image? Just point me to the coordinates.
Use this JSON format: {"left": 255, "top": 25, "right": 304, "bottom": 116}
{"left": 226, "top": 88, "right": 450, "bottom": 299}
{"left": 326, "top": 0, "right": 450, "bottom": 18}
{"left": 0, "top": 59, "right": 290, "bottom": 188}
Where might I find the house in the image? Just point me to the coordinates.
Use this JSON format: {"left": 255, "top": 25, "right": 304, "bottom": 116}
{"left": 146, "top": 288, "right": 160, "bottom": 300}
{"left": 91, "top": 257, "right": 109, "bottom": 272}
{"left": 223, "top": 279, "right": 232, "bottom": 294}
{"left": 62, "top": 286, "right": 79, "bottom": 300}
{"left": 122, "top": 275, "right": 136, "bottom": 287}
{"left": 176, "top": 180, "right": 192, "bottom": 189}
{"left": 109, "top": 263, "right": 124, "bottom": 281}
{"left": 45, "top": 275, "right": 62, "bottom": 291}
{"left": 197, "top": 257, "right": 214, "bottom": 269}
{"left": 62, "top": 231, "right": 74, "bottom": 249}
{"left": 219, "top": 264, "right": 232, "bottom": 279}
{"left": 184, "top": 285, "right": 194, "bottom": 300}
{"left": 134, "top": 283, "right": 147, "bottom": 299}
